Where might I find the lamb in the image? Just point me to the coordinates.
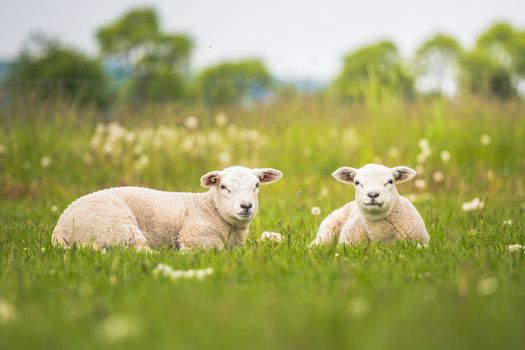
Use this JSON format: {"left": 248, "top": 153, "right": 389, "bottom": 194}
{"left": 311, "top": 164, "right": 429, "bottom": 246}
{"left": 51, "top": 166, "right": 282, "bottom": 250}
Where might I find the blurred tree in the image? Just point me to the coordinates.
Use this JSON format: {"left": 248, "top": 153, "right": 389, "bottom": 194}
{"left": 7, "top": 33, "right": 107, "bottom": 106}
{"left": 197, "top": 59, "right": 271, "bottom": 105}
{"left": 415, "top": 34, "right": 462, "bottom": 95}
{"left": 458, "top": 22, "right": 522, "bottom": 98}
{"left": 459, "top": 48, "right": 515, "bottom": 99}
{"left": 96, "top": 8, "right": 192, "bottom": 103}
{"left": 333, "top": 40, "right": 414, "bottom": 102}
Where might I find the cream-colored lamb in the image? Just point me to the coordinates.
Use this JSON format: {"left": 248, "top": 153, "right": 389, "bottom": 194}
{"left": 52, "top": 166, "right": 282, "bottom": 250}
{"left": 311, "top": 164, "right": 429, "bottom": 246}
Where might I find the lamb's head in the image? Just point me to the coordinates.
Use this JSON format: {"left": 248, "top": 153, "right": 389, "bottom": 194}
{"left": 332, "top": 164, "right": 416, "bottom": 220}
{"left": 201, "top": 166, "right": 282, "bottom": 226}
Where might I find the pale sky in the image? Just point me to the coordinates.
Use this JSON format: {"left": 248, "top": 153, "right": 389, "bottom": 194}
{"left": 0, "top": 0, "right": 524, "bottom": 81}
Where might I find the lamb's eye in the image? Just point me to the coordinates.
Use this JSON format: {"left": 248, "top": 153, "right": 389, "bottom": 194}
{"left": 386, "top": 179, "right": 394, "bottom": 185}
{"left": 220, "top": 185, "right": 227, "bottom": 191}
{"left": 255, "top": 183, "right": 259, "bottom": 189}
{"left": 355, "top": 181, "right": 362, "bottom": 187}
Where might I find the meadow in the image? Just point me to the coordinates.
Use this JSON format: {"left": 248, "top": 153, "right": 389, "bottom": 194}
{"left": 0, "top": 97, "right": 524, "bottom": 349}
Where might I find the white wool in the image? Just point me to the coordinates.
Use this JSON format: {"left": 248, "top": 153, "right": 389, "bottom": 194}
{"left": 52, "top": 166, "right": 282, "bottom": 251}
{"left": 311, "top": 164, "right": 430, "bottom": 246}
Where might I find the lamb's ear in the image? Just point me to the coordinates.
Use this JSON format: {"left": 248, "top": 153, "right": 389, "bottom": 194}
{"left": 252, "top": 168, "right": 282, "bottom": 185}
{"left": 332, "top": 167, "right": 357, "bottom": 184}
{"left": 392, "top": 166, "right": 416, "bottom": 183}
{"left": 200, "top": 171, "right": 222, "bottom": 188}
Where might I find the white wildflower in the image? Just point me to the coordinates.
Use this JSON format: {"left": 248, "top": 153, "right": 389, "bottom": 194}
{"left": 503, "top": 219, "right": 513, "bottom": 226}
{"left": 134, "top": 155, "right": 150, "bottom": 171}
{"left": 415, "top": 164, "right": 425, "bottom": 175}
{"left": 153, "top": 264, "right": 213, "bottom": 281}
{"left": 40, "top": 156, "right": 51, "bottom": 169}
{"left": 101, "top": 315, "right": 140, "bottom": 341}
{"left": 414, "top": 179, "right": 426, "bottom": 189}
{"left": 342, "top": 128, "right": 359, "bottom": 147}
{"left": 215, "top": 112, "right": 229, "bottom": 126}
{"left": 406, "top": 194, "right": 418, "bottom": 202}
{"left": 260, "top": 231, "right": 283, "bottom": 243}
{"left": 432, "top": 171, "right": 444, "bottom": 183}
{"left": 102, "top": 142, "right": 115, "bottom": 155}
{"left": 311, "top": 207, "right": 321, "bottom": 216}
{"left": 51, "top": 205, "right": 58, "bottom": 213}
{"left": 82, "top": 153, "right": 93, "bottom": 164}
{"left": 480, "top": 134, "right": 492, "bottom": 146}
{"left": 349, "top": 297, "right": 369, "bottom": 317}
{"left": 477, "top": 277, "right": 498, "bottom": 296}
{"left": 109, "top": 275, "right": 118, "bottom": 286}
{"left": 417, "top": 243, "right": 428, "bottom": 249}
{"left": 217, "top": 151, "right": 232, "bottom": 165}
{"left": 461, "top": 197, "right": 485, "bottom": 212}
{"left": 320, "top": 187, "right": 330, "bottom": 198}
{"left": 440, "top": 150, "right": 451, "bottom": 163}
{"left": 132, "top": 145, "right": 143, "bottom": 156}
{"left": 388, "top": 147, "right": 400, "bottom": 158}
{"left": 184, "top": 116, "right": 199, "bottom": 129}
{"left": 417, "top": 138, "right": 432, "bottom": 163}
{"left": 508, "top": 244, "right": 524, "bottom": 252}
{"left": 0, "top": 299, "right": 16, "bottom": 324}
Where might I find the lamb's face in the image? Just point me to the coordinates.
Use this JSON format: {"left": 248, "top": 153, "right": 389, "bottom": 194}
{"left": 332, "top": 164, "right": 416, "bottom": 220}
{"left": 201, "top": 166, "right": 282, "bottom": 226}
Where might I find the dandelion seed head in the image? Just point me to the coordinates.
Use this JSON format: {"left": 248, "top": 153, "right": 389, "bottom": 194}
{"left": 480, "top": 134, "right": 492, "bottom": 146}
{"left": 40, "top": 156, "right": 51, "bottom": 169}
{"left": 414, "top": 179, "right": 426, "bottom": 189}
{"left": 508, "top": 244, "right": 523, "bottom": 252}
{"left": 101, "top": 315, "right": 140, "bottom": 341}
{"left": 462, "top": 197, "right": 484, "bottom": 212}
{"left": 311, "top": 207, "right": 321, "bottom": 216}
{"left": 215, "top": 112, "right": 229, "bottom": 126}
{"left": 432, "top": 171, "right": 444, "bottom": 183}
{"left": 0, "top": 299, "right": 16, "bottom": 324}
{"left": 440, "top": 150, "right": 451, "bottom": 162}
{"left": 260, "top": 231, "right": 283, "bottom": 243}
{"left": 184, "top": 116, "right": 199, "bottom": 129}
{"left": 477, "top": 277, "right": 498, "bottom": 296}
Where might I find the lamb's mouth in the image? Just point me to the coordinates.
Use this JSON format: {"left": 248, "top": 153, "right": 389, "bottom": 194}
{"left": 364, "top": 201, "right": 383, "bottom": 208}
{"left": 236, "top": 212, "right": 253, "bottom": 220}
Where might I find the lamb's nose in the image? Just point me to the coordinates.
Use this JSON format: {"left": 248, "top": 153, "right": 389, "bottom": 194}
{"left": 240, "top": 203, "right": 253, "bottom": 210}
{"left": 367, "top": 192, "right": 379, "bottom": 199}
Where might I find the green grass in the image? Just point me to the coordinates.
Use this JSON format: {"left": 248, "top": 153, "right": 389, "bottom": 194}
{"left": 1, "top": 98, "right": 525, "bottom": 349}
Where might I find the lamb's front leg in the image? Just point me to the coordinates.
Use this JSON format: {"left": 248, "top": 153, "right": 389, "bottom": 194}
{"left": 177, "top": 225, "right": 226, "bottom": 251}
{"left": 310, "top": 203, "right": 354, "bottom": 246}
{"left": 338, "top": 215, "right": 369, "bottom": 245}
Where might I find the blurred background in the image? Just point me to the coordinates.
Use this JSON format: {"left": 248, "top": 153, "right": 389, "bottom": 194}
{"left": 1, "top": 0, "right": 525, "bottom": 108}
{"left": 1, "top": 2, "right": 525, "bottom": 349}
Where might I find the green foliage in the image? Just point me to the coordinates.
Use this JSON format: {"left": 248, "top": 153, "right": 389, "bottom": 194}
{"left": 415, "top": 34, "right": 462, "bottom": 94}
{"left": 459, "top": 48, "right": 515, "bottom": 99}
{"left": 1, "top": 99, "right": 525, "bottom": 349}
{"left": 455, "top": 22, "right": 525, "bottom": 98}
{"left": 96, "top": 8, "right": 160, "bottom": 57}
{"left": 96, "top": 8, "right": 193, "bottom": 103}
{"left": 198, "top": 59, "right": 271, "bottom": 106}
{"left": 333, "top": 40, "right": 415, "bottom": 102}
{"left": 6, "top": 34, "right": 107, "bottom": 106}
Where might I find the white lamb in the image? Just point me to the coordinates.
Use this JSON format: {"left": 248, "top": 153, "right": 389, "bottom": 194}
{"left": 311, "top": 164, "right": 429, "bottom": 246}
{"left": 52, "top": 166, "right": 282, "bottom": 250}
